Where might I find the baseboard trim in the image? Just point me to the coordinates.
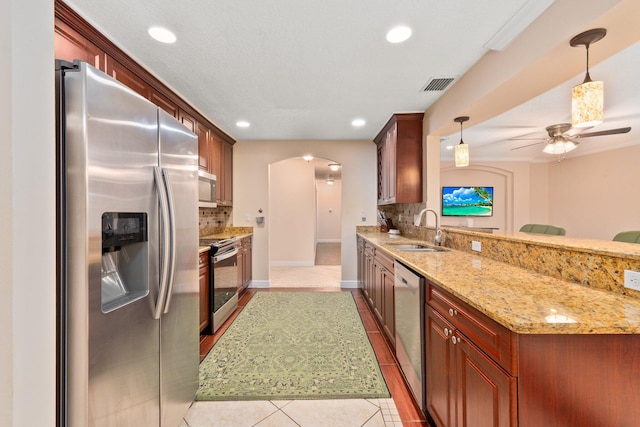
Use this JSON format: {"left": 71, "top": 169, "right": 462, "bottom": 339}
{"left": 340, "top": 280, "right": 358, "bottom": 289}
{"left": 317, "top": 239, "right": 342, "bottom": 243}
{"left": 248, "top": 280, "right": 270, "bottom": 288}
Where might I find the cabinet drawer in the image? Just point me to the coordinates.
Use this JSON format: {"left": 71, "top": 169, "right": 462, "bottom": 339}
{"left": 428, "top": 283, "right": 517, "bottom": 375}
{"left": 374, "top": 249, "right": 394, "bottom": 272}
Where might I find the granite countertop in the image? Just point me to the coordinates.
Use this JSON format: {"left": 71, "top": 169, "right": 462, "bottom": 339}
{"left": 358, "top": 230, "right": 640, "bottom": 335}
{"left": 199, "top": 227, "right": 253, "bottom": 253}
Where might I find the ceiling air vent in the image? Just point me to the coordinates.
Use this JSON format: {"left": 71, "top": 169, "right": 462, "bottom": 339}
{"left": 421, "top": 77, "right": 456, "bottom": 92}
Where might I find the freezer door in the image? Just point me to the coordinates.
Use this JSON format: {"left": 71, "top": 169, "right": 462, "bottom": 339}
{"left": 158, "top": 109, "right": 199, "bottom": 426}
{"left": 64, "top": 62, "right": 161, "bottom": 426}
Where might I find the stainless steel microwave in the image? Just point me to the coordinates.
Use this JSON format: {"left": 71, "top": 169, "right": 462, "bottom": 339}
{"left": 198, "top": 170, "right": 217, "bottom": 208}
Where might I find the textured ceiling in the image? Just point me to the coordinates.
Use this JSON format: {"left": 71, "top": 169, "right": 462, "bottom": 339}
{"left": 65, "top": 0, "right": 535, "bottom": 141}
{"left": 64, "top": 0, "right": 638, "bottom": 163}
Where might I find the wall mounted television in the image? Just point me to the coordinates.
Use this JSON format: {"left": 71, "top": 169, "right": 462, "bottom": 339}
{"left": 442, "top": 186, "right": 493, "bottom": 217}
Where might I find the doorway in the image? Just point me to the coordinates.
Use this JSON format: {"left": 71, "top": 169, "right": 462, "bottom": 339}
{"left": 268, "top": 157, "right": 342, "bottom": 288}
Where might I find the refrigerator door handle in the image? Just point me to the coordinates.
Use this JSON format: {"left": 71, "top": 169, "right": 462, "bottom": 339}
{"left": 153, "top": 166, "right": 171, "bottom": 319}
{"left": 162, "top": 167, "right": 177, "bottom": 314}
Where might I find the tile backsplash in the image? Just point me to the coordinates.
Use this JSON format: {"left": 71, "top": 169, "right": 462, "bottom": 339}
{"left": 199, "top": 206, "right": 233, "bottom": 232}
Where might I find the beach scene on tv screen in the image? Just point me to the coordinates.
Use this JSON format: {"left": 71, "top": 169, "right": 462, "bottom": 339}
{"left": 442, "top": 186, "right": 493, "bottom": 216}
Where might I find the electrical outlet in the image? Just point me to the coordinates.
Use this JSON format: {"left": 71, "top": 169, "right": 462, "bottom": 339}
{"left": 361, "top": 212, "right": 366, "bottom": 222}
{"left": 471, "top": 241, "right": 482, "bottom": 252}
{"left": 624, "top": 270, "right": 640, "bottom": 291}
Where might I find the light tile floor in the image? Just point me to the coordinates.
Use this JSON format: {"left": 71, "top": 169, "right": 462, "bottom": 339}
{"left": 270, "top": 265, "right": 341, "bottom": 288}
{"left": 182, "top": 398, "right": 402, "bottom": 427}
{"left": 185, "top": 265, "right": 405, "bottom": 426}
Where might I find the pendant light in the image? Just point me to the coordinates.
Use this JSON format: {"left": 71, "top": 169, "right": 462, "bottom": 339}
{"left": 454, "top": 116, "right": 470, "bottom": 167}
{"left": 570, "top": 28, "right": 606, "bottom": 128}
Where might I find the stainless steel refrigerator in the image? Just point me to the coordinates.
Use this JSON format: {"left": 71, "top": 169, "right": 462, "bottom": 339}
{"left": 56, "top": 60, "right": 199, "bottom": 426}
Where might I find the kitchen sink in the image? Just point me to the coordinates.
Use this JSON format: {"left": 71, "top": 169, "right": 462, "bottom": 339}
{"left": 388, "top": 243, "right": 448, "bottom": 252}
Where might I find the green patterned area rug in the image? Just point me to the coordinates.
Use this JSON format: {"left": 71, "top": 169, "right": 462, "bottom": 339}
{"left": 197, "top": 291, "right": 390, "bottom": 401}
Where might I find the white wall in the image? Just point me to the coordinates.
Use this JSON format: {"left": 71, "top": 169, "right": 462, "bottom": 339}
{"left": 316, "top": 179, "right": 342, "bottom": 242}
{"left": 269, "top": 159, "right": 316, "bottom": 265}
{"left": 1, "top": 1, "right": 56, "bottom": 426}
{"left": 233, "top": 140, "right": 376, "bottom": 286}
{"left": 547, "top": 144, "right": 640, "bottom": 240}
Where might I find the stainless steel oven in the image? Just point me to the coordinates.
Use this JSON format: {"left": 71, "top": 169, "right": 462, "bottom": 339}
{"left": 201, "top": 237, "right": 239, "bottom": 332}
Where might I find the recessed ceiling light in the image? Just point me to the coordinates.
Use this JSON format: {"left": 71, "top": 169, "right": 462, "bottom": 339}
{"left": 328, "top": 163, "right": 341, "bottom": 171}
{"left": 386, "top": 26, "right": 412, "bottom": 43}
{"left": 446, "top": 145, "right": 454, "bottom": 150}
{"left": 236, "top": 120, "right": 250, "bottom": 128}
{"left": 303, "top": 155, "right": 314, "bottom": 162}
{"left": 148, "top": 26, "right": 176, "bottom": 44}
{"left": 351, "top": 118, "right": 366, "bottom": 127}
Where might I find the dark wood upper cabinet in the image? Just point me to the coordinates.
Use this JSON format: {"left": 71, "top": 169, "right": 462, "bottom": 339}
{"left": 149, "top": 91, "right": 179, "bottom": 119}
{"left": 105, "top": 57, "right": 150, "bottom": 99}
{"left": 196, "top": 124, "right": 210, "bottom": 172}
{"left": 374, "top": 113, "right": 423, "bottom": 205}
{"left": 54, "top": 0, "right": 235, "bottom": 186}
{"left": 208, "top": 133, "right": 222, "bottom": 179}
{"left": 220, "top": 141, "right": 233, "bottom": 205}
{"left": 54, "top": 18, "right": 105, "bottom": 71}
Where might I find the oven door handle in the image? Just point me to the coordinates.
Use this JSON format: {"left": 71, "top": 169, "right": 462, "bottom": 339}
{"left": 213, "top": 247, "right": 239, "bottom": 263}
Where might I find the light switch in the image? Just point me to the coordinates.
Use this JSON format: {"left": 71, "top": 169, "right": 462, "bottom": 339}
{"left": 361, "top": 212, "right": 366, "bottom": 222}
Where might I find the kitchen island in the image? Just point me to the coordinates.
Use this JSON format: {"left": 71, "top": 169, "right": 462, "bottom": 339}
{"left": 357, "top": 228, "right": 640, "bottom": 427}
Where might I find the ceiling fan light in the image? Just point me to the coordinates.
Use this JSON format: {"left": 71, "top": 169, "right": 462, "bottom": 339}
{"left": 455, "top": 143, "right": 469, "bottom": 167}
{"left": 543, "top": 140, "right": 577, "bottom": 155}
{"left": 572, "top": 80, "right": 603, "bottom": 128}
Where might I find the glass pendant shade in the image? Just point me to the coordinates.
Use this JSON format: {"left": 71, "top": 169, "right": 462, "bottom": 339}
{"left": 455, "top": 143, "right": 469, "bottom": 167}
{"left": 571, "top": 80, "right": 603, "bottom": 128}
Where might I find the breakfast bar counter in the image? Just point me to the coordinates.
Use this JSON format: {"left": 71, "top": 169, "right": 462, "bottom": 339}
{"left": 357, "top": 229, "right": 640, "bottom": 334}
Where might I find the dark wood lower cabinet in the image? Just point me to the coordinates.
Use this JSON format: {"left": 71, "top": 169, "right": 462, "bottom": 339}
{"left": 359, "top": 241, "right": 395, "bottom": 348}
{"left": 426, "top": 305, "right": 516, "bottom": 427}
{"left": 237, "top": 236, "right": 252, "bottom": 294}
{"left": 198, "top": 251, "right": 210, "bottom": 333}
{"left": 518, "top": 334, "right": 640, "bottom": 427}
{"left": 358, "top": 237, "right": 640, "bottom": 426}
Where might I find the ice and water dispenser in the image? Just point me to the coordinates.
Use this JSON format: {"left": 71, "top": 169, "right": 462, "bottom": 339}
{"left": 101, "top": 212, "right": 149, "bottom": 313}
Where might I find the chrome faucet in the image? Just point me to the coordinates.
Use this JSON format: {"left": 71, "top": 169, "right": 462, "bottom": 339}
{"left": 414, "top": 208, "right": 443, "bottom": 246}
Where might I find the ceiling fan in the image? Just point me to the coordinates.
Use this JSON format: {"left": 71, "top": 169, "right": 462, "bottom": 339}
{"left": 510, "top": 123, "right": 631, "bottom": 154}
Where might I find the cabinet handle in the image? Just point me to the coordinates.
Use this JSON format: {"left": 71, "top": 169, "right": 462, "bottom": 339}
{"left": 448, "top": 308, "right": 458, "bottom": 316}
{"left": 451, "top": 336, "right": 458, "bottom": 345}
{"left": 444, "top": 328, "right": 450, "bottom": 337}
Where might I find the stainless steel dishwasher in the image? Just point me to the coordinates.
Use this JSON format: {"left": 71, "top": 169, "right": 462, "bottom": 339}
{"left": 394, "top": 260, "right": 426, "bottom": 414}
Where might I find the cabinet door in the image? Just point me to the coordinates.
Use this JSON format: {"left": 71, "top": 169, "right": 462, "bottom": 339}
{"left": 105, "top": 57, "right": 150, "bottom": 98}
{"left": 221, "top": 141, "right": 233, "bottom": 205}
{"left": 208, "top": 133, "right": 222, "bottom": 180}
{"left": 426, "top": 305, "right": 455, "bottom": 427}
{"left": 237, "top": 249, "right": 245, "bottom": 292}
{"left": 199, "top": 253, "right": 210, "bottom": 332}
{"left": 179, "top": 110, "right": 197, "bottom": 133}
{"left": 455, "top": 336, "right": 516, "bottom": 427}
{"left": 382, "top": 266, "right": 395, "bottom": 345}
{"left": 364, "top": 250, "right": 375, "bottom": 308}
{"left": 244, "top": 238, "right": 252, "bottom": 287}
{"left": 372, "top": 262, "right": 384, "bottom": 323}
{"left": 376, "top": 142, "right": 385, "bottom": 203}
{"left": 385, "top": 125, "right": 397, "bottom": 202}
{"left": 150, "top": 90, "right": 179, "bottom": 118}
{"left": 55, "top": 19, "right": 106, "bottom": 71}
{"left": 197, "top": 124, "right": 210, "bottom": 172}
